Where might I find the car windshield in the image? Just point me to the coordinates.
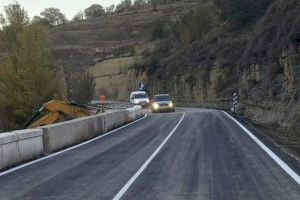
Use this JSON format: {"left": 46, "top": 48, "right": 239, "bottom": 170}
{"left": 135, "top": 94, "right": 148, "bottom": 99}
{"left": 154, "top": 95, "right": 171, "bottom": 101}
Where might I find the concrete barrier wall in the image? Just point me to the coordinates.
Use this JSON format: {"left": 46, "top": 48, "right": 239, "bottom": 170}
{"left": 127, "top": 106, "right": 143, "bottom": 122}
{"left": 42, "top": 106, "right": 142, "bottom": 154}
{"left": 104, "top": 110, "right": 128, "bottom": 132}
{"left": 0, "top": 129, "right": 43, "bottom": 171}
{"left": 17, "top": 129, "right": 44, "bottom": 161}
{"left": 0, "top": 106, "right": 143, "bottom": 170}
{"left": 41, "top": 115, "right": 105, "bottom": 154}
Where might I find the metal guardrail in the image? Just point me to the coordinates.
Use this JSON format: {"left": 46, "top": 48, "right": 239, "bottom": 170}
{"left": 90, "top": 101, "right": 132, "bottom": 110}
{"left": 171, "top": 96, "right": 233, "bottom": 110}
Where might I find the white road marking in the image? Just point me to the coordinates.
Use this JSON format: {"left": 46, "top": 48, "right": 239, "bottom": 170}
{"left": 223, "top": 111, "right": 300, "bottom": 185}
{"left": 112, "top": 112, "right": 186, "bottom": 200}
{"left": 0, "top": 115, "right": 148, "bottom": 177}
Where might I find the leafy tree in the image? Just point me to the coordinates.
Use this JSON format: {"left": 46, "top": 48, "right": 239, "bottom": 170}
{"left": 32, "top": 16, "right": 51, "bottom": 26}
{"left": 123, "top": 0, "right": 133, "bottom": 7}
{"left": 0, "top": 13, "right": 6, "bottom": 26}
{"left": 0, "top": 3, "right": 62, "bottom": 131}
{"left": 0, "top": 30, "right": 5, "bottom": 51}
{"left": 84, "top": 4, "right": 105, "bottom": 19}
{"left": 134, "top": 0, "right": 147, "bottom": 7}
{"left": 106, "top": 5, "right": 115, "bottom": 14}
{"left": 69, "top": 73, "right": 95, "bottom": 104}
{"left": 40, "top": 7, "right": 67, "bottom": 26}
{"left": 115, "top": 0, "right": 133, "bottom": 13}
{"left": 115, "top": 4, "right": 125, "bottom": 13}
{"left": 72, "top": 11, "right": 84, "bottom": 22}
{"left": 1, "top": 2, "right": 29, "bottom": 51}
{"left": 3, "top": 2, "right": 29, "bottom": 27}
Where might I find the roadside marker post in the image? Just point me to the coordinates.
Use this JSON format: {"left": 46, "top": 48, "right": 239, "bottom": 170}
{"left": 232, "top": 93, "right": 238, "bottom": 113}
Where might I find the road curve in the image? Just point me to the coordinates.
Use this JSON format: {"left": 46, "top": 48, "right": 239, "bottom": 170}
{"left": 0, "top": 109, "right": 300, "bottom": 200}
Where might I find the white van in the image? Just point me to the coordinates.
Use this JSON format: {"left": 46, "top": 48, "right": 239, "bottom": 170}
{"left": 129, "top": 91, "right": 150, "bottom": 106}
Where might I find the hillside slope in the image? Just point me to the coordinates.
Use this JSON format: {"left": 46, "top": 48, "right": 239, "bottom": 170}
{"left": 51, "top": 0, "right": 300, "bottom": 155}
{"left": 50, "top": 1, "right": 200, "bottom": 99}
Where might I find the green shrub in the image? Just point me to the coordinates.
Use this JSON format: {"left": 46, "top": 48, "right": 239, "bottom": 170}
{"left": 152, "top": 20, "right": 165, "bottom": 39}
{"left": 214, "top": 0, "right": 274, "bottom": 26}
{"left": 69, "top": 73, "right": 95, "bottom": 104}
{"left": 174, "top": 5, "right": 218, "bottom": 46}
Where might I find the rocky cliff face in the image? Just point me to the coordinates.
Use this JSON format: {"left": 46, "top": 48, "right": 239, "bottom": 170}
{"left": 138, "top": 44, "right": 300, "bottom": 154}
{"left": 88, "top": 56, "right": 148, "bottom": 101}
{"left": 136, "top": 0, "right": 300, "bottom": 154}
{"left": 239, "top": 51, "right": 300, "bottom": 146}
{"left": 51, "top": 1, "right": 200, "bottom": 100}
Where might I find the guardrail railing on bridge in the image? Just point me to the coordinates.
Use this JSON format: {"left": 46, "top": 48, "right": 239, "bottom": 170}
{"left": 90, "top": 100, "right": 132, "bottom": 110}
{"left": 171, "top": 96, "right": 232, "bottom": 110}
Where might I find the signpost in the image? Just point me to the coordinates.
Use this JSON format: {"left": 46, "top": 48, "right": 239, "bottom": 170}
{"left": 138, "top": 82, "right": 146, "bottom": 92}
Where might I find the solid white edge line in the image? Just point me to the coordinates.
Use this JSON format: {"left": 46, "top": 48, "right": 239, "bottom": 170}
{"left": 112, "top": 112, "right": 186, "bottom": 200}
{"left": 223, "top": 111, "right": 300, "bottom": 185}
{"left": 0, "top": 115, "right": 148, "bottom": 177}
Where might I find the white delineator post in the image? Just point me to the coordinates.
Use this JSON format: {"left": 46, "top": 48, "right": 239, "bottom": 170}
{"left": 232, "top": 92, "right": 238, "bottom": 112}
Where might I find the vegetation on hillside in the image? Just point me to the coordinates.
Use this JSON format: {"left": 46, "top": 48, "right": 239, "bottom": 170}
{"left": 174, "top": 4, "right": 219, "bottom": 48}
{"left": 137, "top": 0, "right": 279, "bottom": 78}
{"left": 68, "top": 73, "right": 95, "bottom": 104}
{"left": 84, "top": 4, "right": 105, "bottom": 19}
{"left": 72, "top": 12, "right": 84, "bottom": 22}
{"left": 0, "top": 3, "right": 62, "bottom": 131}
{"left": 0, "top": 2, "right": 95, "bottom": 132}
{"left": 214, "top": 0, "right": 274, "bottom": 26}
{"left": 40, "top": 7, "right": 67, "bottom": 26}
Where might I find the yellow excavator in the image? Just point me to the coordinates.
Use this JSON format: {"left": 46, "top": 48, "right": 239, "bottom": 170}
{"left": 23, "top": 100, "right": 100, "bottom": 129}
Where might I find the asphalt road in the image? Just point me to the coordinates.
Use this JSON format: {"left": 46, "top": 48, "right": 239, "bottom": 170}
{"left": 0, "top": 109, "right": 300, "bottom": 200}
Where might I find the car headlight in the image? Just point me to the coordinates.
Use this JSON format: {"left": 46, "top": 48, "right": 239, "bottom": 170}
{"left": 146, "top": 99, "right": 150, "bottom": 103}
{"left": 168, "top": 102, "right": 173, "bottom": 107}
{"left": 153, "top": 103, "right": 159, "bottom": 110}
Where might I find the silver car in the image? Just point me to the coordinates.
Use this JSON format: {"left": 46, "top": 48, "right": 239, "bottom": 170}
{"left": 151, "top": 94, "right": 175, "bottom": 113}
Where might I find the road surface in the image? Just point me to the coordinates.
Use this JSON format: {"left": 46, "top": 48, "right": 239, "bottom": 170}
{"left": 0, "top": 108, "right": 300, "bottom": 200}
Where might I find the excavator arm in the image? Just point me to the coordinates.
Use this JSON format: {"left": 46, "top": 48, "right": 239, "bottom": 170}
{"left": 29, "top": 111, "right": 60, "bottom": 128}
{"left": 23, "top": 100, "right": 99, "bottom": 128}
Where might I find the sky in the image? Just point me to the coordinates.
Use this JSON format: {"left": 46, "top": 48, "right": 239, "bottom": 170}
{"left": 0, "top": 0, "right": 122, "bottom": 20}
